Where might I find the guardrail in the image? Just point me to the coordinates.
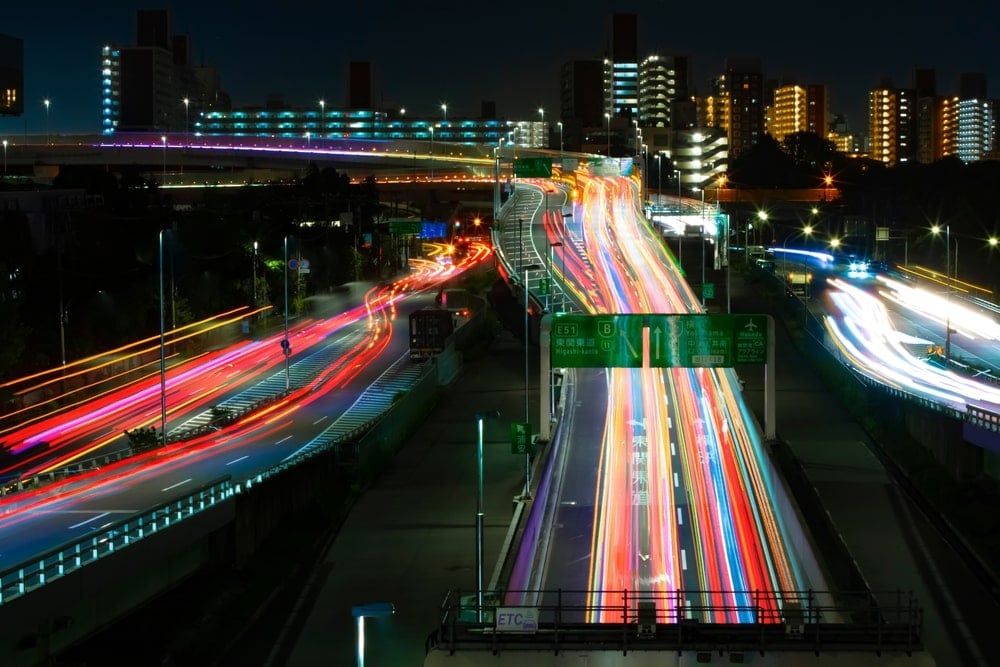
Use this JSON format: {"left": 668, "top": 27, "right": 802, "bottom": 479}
{"left": 428, "top": 588, "right": 923, "bottom": 656}
{"left": 0, "top": 477, "right": 234, "bottom": 606}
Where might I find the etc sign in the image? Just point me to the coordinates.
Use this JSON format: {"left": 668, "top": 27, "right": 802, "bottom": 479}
{"left": 495, "top": 607, "right": 539, "bottom": 633}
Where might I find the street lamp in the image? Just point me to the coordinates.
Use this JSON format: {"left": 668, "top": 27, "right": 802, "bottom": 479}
{"left": 251, "top": 241, "right": 258, "bottom": 317}
{"left": 931, "top": 223, "right": 956, "bottom": 359}
{"left": 604, "top": 113, "right": 611, "bottom": 156}
{"left": 2, "top": 139, "right": 7, "bottom": 175}
{"left": 182, "top": 97, "right": 189, "bottom": 136}
{"left": 655, "top": 154, "right": 662, "bottom": 204}
{"left": 823, "top": 174, "right": 833, "bottom": 202}
{"left": 158, "top": 229, "right": 169, "bottom": 445}
{"left": 318, "top": 99, "right": 325, "bottom": 136}
{"left": 304, "top": 131, "right": 311, "bottom": 147}
{"left": 473, "top": 410, "right": 499, "bottom": 622}
{"left": 557, "top": 121, "right": 563, "bottom": 163}
{"left": 160, "top": 135, "right": 167, "bottom": 186}
{"left": 441, "top": 103, "right": 448, "bottom": 122}
{"left": 537, "top": 107, "right": 545, "bottom": 147}
{"left": 522, "top": 263, "right": 542, "bottom": 501}
{"left": 44, "top": 99, "right": 50, "bottom": 145}
{"left": 283, "top": 235, "right": 292, "bottom": 391}
{"left": 429, "top": 124, "right": 435, "bottom": 180}
{"left": 351, "top": 602, "right": 395, "bottom": 667}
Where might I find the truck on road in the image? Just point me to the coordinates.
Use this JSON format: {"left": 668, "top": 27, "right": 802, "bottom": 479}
{"left": 409, "top": 308, "right": 454, "bottom": 361}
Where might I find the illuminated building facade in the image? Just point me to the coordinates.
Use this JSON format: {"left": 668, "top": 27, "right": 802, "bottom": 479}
{"left": 100, "top": 45, "right": 121, "bottom": 134}
{"left": 638, "top": 54, "right": 689, "bottom": 128}
{"left": 605, "top": 13, "right": 639, "bottom": 120}
{"left": 0, "top": 33, "right": 24, "bottom": 116}
{"left": 868, "top": 85, "right": 915, "bottom": 165}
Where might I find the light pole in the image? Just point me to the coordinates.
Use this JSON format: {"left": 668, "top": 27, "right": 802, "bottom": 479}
{"left": 604, "top": 113, "right": 611, "bottom": 156}
{"left": 557, "top": 121, "right": 563, "bottom": 163}
{"left": 43, "top": 99, "right": 50, "bottom": 145}
{"left": 351, "top": 602, "right": 395, "bottom": 667}
{"left": 931, "top": 224, "right": 955, "bottom": 359}
{"left": 655, "top": 154, "right": 662, "bottom": 204}
{"left": 160, "top": 135, "right": 167, "bottom": 186}
{"left": 429, "top": 124, "right": 434, "bottom": 180}
{"left": 2, "top": 139, "right": 6, "bottom": 175}
{"left": 538, "top": 107, "right": 545, "bottom": 147}
{"left": 251, "top": 241, "right": 258, "bottom": 318}
{"left": 305, "top": 131, "right": 311, "bottom": 147}
{"left": 183, "top": 97, "right": 189, "bottom": 136}
{"left": 823, "top": 174, "right": 832, "bottom": 202}
{"left": 283, "top": 235, "right": 291, "bottom": 391}
{"left": 522, "top": 263, "right": 541, "bottom": 501}
{"left": 318, "top": 99, "right": 325, "bottom": 137}
{"left": 474, "top": 410, "right": 498, "bottom": 621}
{"left": 441, "top": 103, "right": 447, "bottom": 122}
{"left": 158, "top": 229, "right": 169, "bottom": 445}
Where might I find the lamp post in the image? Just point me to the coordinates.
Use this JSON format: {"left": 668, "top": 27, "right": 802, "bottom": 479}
{"left": 557, "top": 121, "right": 563, "bottom": 163}
{"left": 655, "top": 154, "right": 662, "bottom": 204}
{"left": 931, "top": 224, "right": 955, "bottom": 359}
{"left": 251, "top": 241, "right": 258, "bottom": 317}
{"left": 474, "top": 410, "right": 499, "bottom": 621}
{"left": 158, "top": 229, "right": 169, "bottom": 445}
{"left": 429, "top": 124, "right": 435, "bottom": 180}
{"left": 441, "top": 103, "right": 447, "bottom": 122}
{"left": 351, "top": 602, "right": 395, "bottom": 667}
{"left": 183, "top": 97, "right": 189, "bottom": 136}
{"left": 537, "top": 107, "right": 545, "bottom": 147}
{"left": 160, "top": 135, "right": 167, "bottom": 186}
{"left": 283, "top": 235, "right": 291, "bottom": 391}
{"left": 522, "top": 263, "right": 542, "bottom": 501}
{"left": 318, "top": 99, "right": 325, "bottom": 137}
{"left": 44, "top": 99, "right": 50, "bottom": 145}
{"left": 823, "top": 174, "right": 832, "bottom": 202}
{"left": 604, "top": 113, "right": 611, "bottom": 156}
{"left": 2, "top": 139, "right": 6, "bottom": 175}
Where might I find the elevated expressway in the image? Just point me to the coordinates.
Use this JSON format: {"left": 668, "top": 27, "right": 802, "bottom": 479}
{"left": 426, "top": 173, "right": 928, "bottom": 664}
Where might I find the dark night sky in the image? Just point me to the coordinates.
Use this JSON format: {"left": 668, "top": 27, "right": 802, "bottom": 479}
{"left": 2, "top": 1, "right": 998, "bottom": 138}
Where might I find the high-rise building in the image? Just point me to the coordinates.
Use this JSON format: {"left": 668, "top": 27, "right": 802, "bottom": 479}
{"left": 100, "top": 45, "right": 121, "bottom": 134}
{"left": 605, "top": 13, "right": 639, "bottom": 119}
{"left": 559, "top": 59, "right": 604, "bottom": 151}
{"left": 913, "top": 69, "right": 938, "bottom": 164}
{"left": 868, "top": 82, "right": 915, "bottom": 166}
{"left": 638, "top": 54, "right": 688, "bottom": 128}
{"left": 719, "top": 58, "right": 764, "bottom": 158}
{"left": 104, "top": 10, "right": 227, "bottom": 134}
{"left": 767, "top": 83, "right": 829, "bottom": 144}
{"left": 0, "top": 33, "right": 24, "bottom": 116}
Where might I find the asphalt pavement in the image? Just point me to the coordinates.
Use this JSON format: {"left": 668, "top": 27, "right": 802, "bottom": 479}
{"left": 269, "top": 277, "right": 1000, "bottom": 667}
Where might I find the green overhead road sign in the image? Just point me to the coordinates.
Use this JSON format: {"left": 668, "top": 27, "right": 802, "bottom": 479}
{"left": 388, "top": 219, "right": 422, "bottom": 235}
{"left": 550, "top": 314, "right": 644, "bottom": 368}
{"left": 550, "top": 313, "right": 768, "bottom": 369}
{"left": 702, "top": 282, "right": 715, "bottom": 300}
{"left": 513, "top": 157, "right": 553, "bottom": 178}
{"left": 648, "top": 314, "right": 768, "bottom": 368}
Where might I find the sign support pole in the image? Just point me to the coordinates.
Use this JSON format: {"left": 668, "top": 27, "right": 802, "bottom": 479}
{"left": 765, "top": 315, "right": 776, "bottom": 441}
{"left": 540, "top": 315, "right": 552, "bottom": 441}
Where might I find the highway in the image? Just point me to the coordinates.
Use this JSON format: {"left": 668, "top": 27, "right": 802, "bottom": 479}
{"left": 506, "top": 174, "right": 816, "bottom": 621}
{"left": 0, "top": 243, "right": 491, "bottom": 576}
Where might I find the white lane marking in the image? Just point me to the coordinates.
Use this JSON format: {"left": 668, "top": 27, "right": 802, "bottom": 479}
{"left": 226, "top": 455, "right": 249, "bottom": 466}
{"left": 673, "top": 472, "right": 679, "bottom": 488}
{"left": 670, "top": 441, "right": 676, "bottom": 456}
{"left": 312, "top": 416, "right": 328, "bottom": 425}
{"left": 681, "top": 549, "right": 688, "bottom": 571}
{"left": 68, "top": 512, "right": 111, "bottom": 530}
{"left": 276, "top": 435, "right": 293, "bottom": 445}
{"left": 161, "top": 478, "right": 192, "bottom": 492}
{"left": 676, "top": 507, "right": 683, "bottom": 526}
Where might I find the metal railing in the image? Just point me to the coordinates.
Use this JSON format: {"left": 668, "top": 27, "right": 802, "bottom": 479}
{"left": 428, "top": 588, "right": 923, "bottom": 656}
{"left": 0, "top": 477, "right": 234, "bottom": 606}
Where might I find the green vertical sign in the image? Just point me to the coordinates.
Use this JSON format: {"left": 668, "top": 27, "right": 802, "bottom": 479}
{"left": 510, "top": 422, "right": 533, "bottom": 454}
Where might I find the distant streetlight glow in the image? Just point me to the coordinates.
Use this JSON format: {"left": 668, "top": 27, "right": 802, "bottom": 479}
{"left": 441, "top": 103, "right": 447, "bottom": 121}
{"left": 319, "top": 99, "right": 325, "bottom": 136}
{"left": 604, "top": 112, "right": 611, "bottom": 156}
{"left": 44, "top": 98, "right": 51, "bottom": 145}
{"left": 183, "top": 97, "right": 190, "bottom": 135}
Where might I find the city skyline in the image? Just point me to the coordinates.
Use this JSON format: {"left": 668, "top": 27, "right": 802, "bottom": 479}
{"left": 2, "top": 1, "right": 999, "bottom": 138}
